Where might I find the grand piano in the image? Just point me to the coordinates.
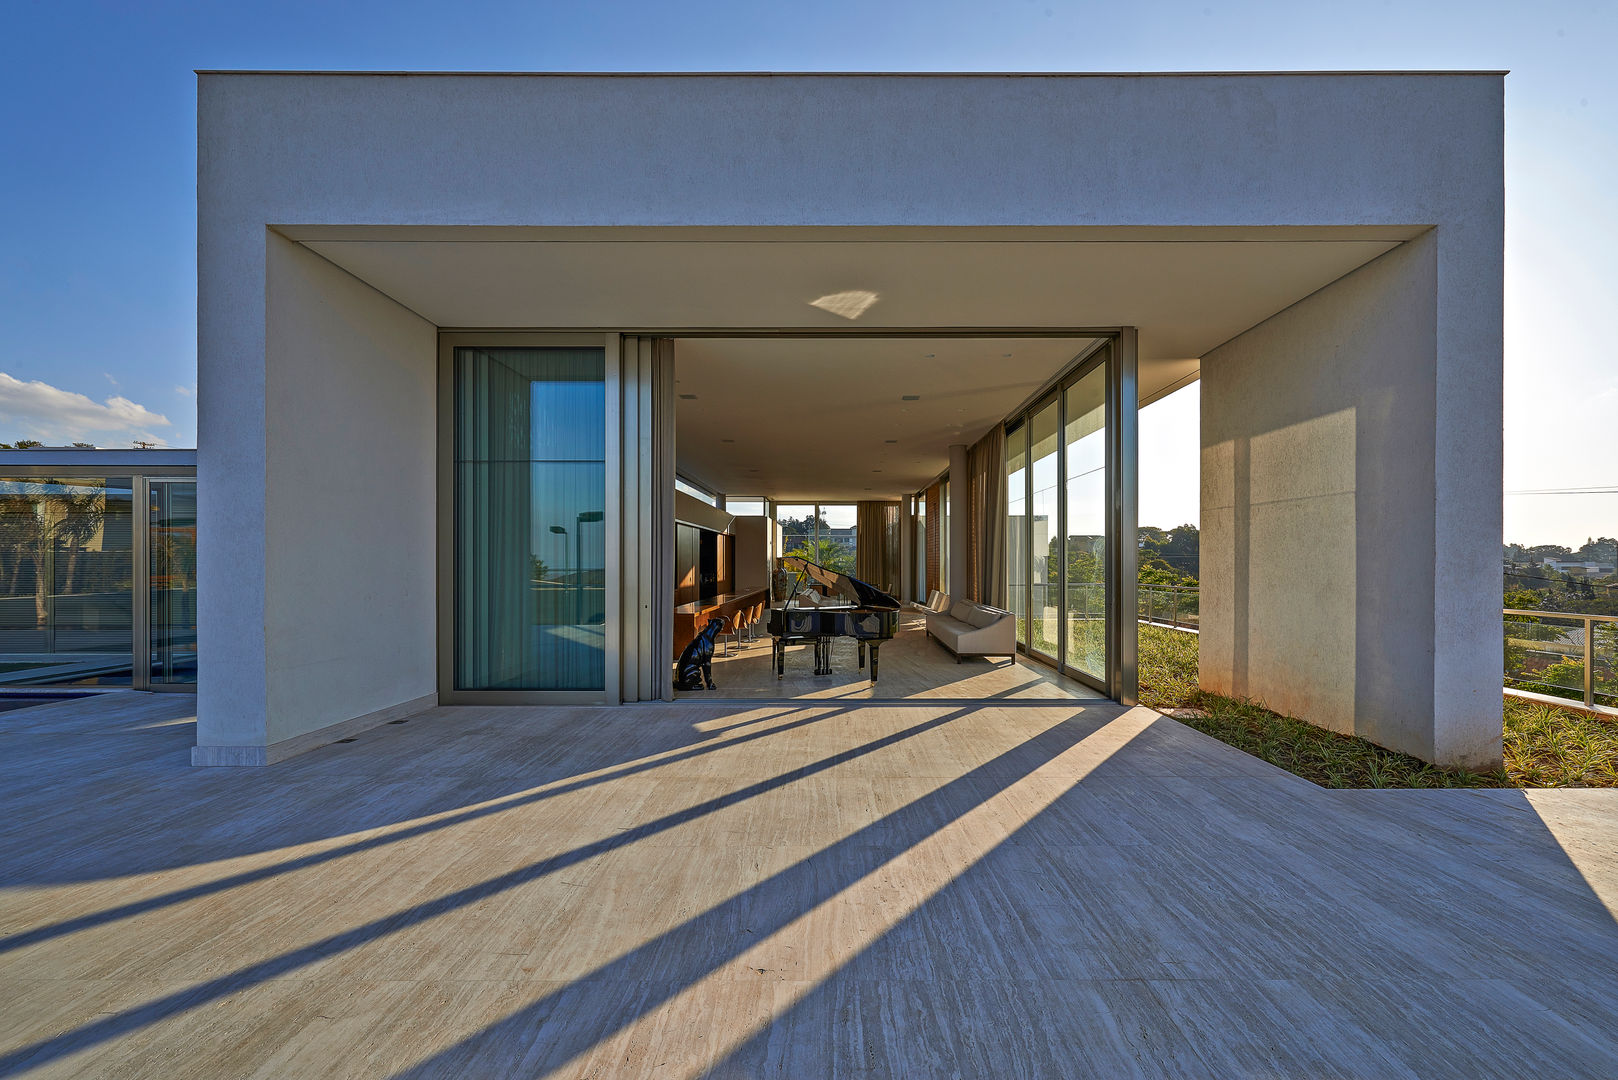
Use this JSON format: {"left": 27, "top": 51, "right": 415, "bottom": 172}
{"left": 767, "top": 557, "right": 901, "bottom": 681}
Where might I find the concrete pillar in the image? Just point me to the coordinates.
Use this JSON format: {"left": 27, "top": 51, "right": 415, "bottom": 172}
{"left": 948, "top": 443, "right": 970, "bottom": 601}
{"left": 1200, "top": 232, "right": 1501, "bottom": 769}
{"left": 195, "top": 233, "right": 439, "bottom": 764}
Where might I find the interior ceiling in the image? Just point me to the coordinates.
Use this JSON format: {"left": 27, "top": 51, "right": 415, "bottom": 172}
{"left": 295, "top": 226, "right": 1418, "bottom": 501}
{"left": 674, "top": 337, "right": 1099, "bottom": 500}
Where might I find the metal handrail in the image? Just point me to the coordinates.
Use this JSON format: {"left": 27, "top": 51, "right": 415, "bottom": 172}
{"left": 1503, "top": 606, "right": 1618, "bottom": 709}
{"left": 1139, "top": 583, "right": 1199, "bottom": 630}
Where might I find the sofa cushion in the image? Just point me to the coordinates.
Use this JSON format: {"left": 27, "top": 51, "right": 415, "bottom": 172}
{"left": 963, "top": 606, "right": 1002, "bottom": 629}
{"left": 930, "top": 619, "right": 969, "bottom": 648}
{"left": 948, "top": 600, "right": 977, "bottom": 623}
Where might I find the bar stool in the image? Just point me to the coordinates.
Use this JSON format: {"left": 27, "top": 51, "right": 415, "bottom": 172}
{"left": 721, "top": 608, "right": 748, "bottom": 656}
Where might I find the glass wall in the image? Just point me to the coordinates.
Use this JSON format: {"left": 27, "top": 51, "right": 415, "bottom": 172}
{"left": 0, "top": 476, "right": 134, "bottom": 686}
{"left": 1006, "top": 425, "right": 1028, "bottom": 646}
{"left": 675, "top": 477, "right": 716, "bottom": 505}
{"left": 822, "top": 504, "right": 857, "bottom": 574}
{"left": 1003, "top": 339, "right": 1118, "bottom": 695}
{"left": 775, "top": 503, "right": 856, "bottom": 575}
{"left": 1063, "top": 369, "right": 1107, "bottom": 681}
{"left": 454, "top": 346, "right": 606, "bottom": 691}
{"left": 939, "top": 478, "right": 951, "bottom": 592}
{"left": 776, "top": 504, "right": 818, "bottom": 560}
{"left": 149, "top": 481, "right": 198, "bottom": 685}
{"left": 1028, "top": 401, "right": 1060, "bottom": 659}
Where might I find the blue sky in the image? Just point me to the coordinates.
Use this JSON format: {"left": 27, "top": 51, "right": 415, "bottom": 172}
{"left": 1, "top": 0, "right": 1613, "bottom": 545}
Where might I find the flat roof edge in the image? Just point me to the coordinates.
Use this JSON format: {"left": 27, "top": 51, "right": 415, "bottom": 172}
{"left": 0, "top": 449, "right": 197, "bottom": 468}
{"left": 194, "top": 69, "right": 1510, "bottom": 78}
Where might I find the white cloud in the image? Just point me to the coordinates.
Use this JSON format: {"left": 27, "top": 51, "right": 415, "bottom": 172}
{"left": 0, "top": 372, "right": 172, "bottom": 447}
{"left": 174, "top": 385, "right": 192, "bottom": 397}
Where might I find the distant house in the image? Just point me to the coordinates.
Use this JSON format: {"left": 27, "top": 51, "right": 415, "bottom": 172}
{"left": 1543, "top": 558, "right": 1616, "bottom": 578}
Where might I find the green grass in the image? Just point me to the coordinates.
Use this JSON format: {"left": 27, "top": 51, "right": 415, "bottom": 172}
{"left": 1137, "top": 624, "right": 1618, "bottom": 788}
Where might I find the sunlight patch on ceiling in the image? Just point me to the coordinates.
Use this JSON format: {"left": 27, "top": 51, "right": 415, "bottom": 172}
{"left": 809, "top": 290, "right": 880, "bottom": 320}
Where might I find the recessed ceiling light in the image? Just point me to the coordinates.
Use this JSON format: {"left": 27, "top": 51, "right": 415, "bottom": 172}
{"left": 872, "top": 469, "right": 882, "bottom": 473}
{"left": 924, "top": 354, "right": 935, "bottom": 359}
{"left": 679, "top": 393, "right": 698, "bottom": 400}
{"left": 1002, "top": 353, "right": 1012, "bottom": 358}
{"left": 864, "top": 487, "right": 873, "bottom": 491}
{"left": 901, "top": 395, "right": 921, "bottom": 401}
{"left": 884, "top": 439, "right": 898, "bottom": 444}
{"left": 721, "top": 438, "right": 734, "bottom": 443}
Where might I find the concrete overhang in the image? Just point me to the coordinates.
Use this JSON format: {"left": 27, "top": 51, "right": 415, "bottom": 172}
{"left": 284, "top": 223, "right": 1425, "bottom": 497}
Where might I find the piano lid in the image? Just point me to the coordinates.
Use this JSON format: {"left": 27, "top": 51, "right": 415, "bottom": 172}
{"left": 780, "top": 557, "right": 901, "bottom": 611}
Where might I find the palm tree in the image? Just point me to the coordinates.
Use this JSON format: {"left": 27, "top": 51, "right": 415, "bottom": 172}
{"left": 0, "top": 480, "right": 108, "bottom": 628}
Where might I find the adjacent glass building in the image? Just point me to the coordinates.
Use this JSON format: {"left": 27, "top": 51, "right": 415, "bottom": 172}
{"left": 0, "top": 451, "right": 196, "bottom": 690}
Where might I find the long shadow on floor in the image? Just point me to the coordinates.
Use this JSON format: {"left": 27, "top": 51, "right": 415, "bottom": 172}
{"left": 372, "top": 718, "right": 1618, "bottom": 1079}
{"left": 0, "top": 699, "right": 1110, "bottom": 1076}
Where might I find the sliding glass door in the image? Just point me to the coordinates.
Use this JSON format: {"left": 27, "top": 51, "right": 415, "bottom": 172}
{"left": 1006, "top": 426, "right": 1027, "bottom": 647}
{"left": 1028, "top": 401, "right": 1060, "bottom": 661}
{"left": 1063, "top": 367, "right": 1107, "bottom": 682}
{"left": 1004, "top": 340, "right": 1119, "bottom": 695}
{"left": 452, "top": 345, "right": 607, "bottom": 691}
{"left": 148, "top": 480, "right": 198, "bottom": 685}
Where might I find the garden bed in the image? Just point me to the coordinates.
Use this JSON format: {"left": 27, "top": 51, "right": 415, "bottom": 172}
{"left": 1137, "top": 624, "right": 1618, "bottom": 788}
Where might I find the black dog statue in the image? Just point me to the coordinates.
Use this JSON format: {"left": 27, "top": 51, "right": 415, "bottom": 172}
{"left": 674, "top": 616, "right": 725, "bottom": 691}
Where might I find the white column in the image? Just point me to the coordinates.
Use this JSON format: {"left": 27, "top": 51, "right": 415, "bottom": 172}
{"left": 1200, "top": 233, "right": 1501, "bottom": 769}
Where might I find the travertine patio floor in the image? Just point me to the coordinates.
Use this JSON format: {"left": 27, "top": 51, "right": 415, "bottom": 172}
{"left": 2, "top": 690, "right": 1616, "bottom": 1078}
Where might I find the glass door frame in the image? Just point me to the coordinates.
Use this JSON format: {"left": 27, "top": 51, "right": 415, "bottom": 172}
{"left": 435, "top": 327, "right": 1136, "bottom": 707}
{"left": 0, "top": 462, "right": 199, "bottom": 692}
{"left": 1005, "top": 331, "right": 1138, "bottom": 703}
{"left": 437, "top": 332, "right": 621, "bottom": 706}
{"left": 142, "top": 476, "right": 199, "bottom": 691}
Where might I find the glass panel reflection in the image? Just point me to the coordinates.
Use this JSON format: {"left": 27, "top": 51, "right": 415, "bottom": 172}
{"left": 0, "top": 476, "right": 133, "bottom": 686}
{"left": 1006, "top": 423, "right": 1028, "bottom": 646}
{"left": 454, "top": 347, "right": 606, "bottom": 691}
{"left": 1028, "top": 401, "right": 1059, "bottom": 658}
{"left": 1063, "top": 366, "right": 1107, "bottom": 681}
{"left": 149, "top": 481, "right": 198, "bottom": 684}
{"left": 821, "top": 504, "right": 857, "bottom": 575}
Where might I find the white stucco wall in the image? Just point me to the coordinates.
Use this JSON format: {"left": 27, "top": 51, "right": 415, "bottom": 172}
{"left": 197, "top": 71, "right": 1501, "bottom": 763}
{"left": 195, "top": 232, "right": 437, "bottom": 760}
{"left": 1201, "top": 233, "right": 1500, "bottom": 767}
{"left": 260, "top": 235, "right": 438, "bottom": 746}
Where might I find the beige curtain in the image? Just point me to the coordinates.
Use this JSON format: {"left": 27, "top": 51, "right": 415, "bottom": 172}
{"left": 967, "top": 424, "right": 1007, "bottom": 608}
{"left": 855, "top": 501, "right": 900, "bottom": 591}
{"left": 924, "top": 484, "right": 941, "bottom": 596}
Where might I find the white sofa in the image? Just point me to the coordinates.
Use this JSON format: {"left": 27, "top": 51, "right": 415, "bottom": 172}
{"left": 924, "top": 596, "right": 1017, "bottom": 663}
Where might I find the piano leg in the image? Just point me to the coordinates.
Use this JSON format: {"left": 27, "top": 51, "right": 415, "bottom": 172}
{"left": 869, "top": 642, "right": 880, "bottom": 683}
{"left": 858, "top": 641, "right": 866, "bottom": 670}
{"left": 774, "top": 638, "right": 784, "bottom": 678}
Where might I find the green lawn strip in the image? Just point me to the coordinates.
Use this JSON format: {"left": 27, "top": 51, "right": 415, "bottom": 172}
{"left": 1136, "top": 624, "right": 1617, "bottom": 789}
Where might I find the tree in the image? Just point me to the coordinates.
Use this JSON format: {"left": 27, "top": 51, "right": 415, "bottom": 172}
{"left": 1576, "top": 536, "right": 1618, "bottom": 564}
{"left": 1139, "top": 523, "right": 1199, "bottom": 580}
{"left": 1503, "top": 587, "right": 1541, "bottom": 611}
{"left": 784, "top": 536, "right": 855, "bottom": 576}
{"left": 0, "top": 480, "right": 108, "bottom": 626}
